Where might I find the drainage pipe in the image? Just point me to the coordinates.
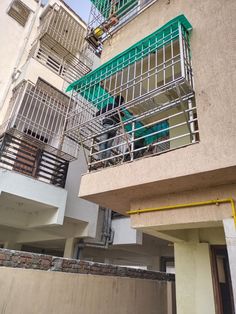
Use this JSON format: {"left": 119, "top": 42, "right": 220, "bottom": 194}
{"left": 76, "top": 208, "right": 114, "bottom": 259}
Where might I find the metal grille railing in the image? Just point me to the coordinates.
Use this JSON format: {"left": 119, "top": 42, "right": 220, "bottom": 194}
{"left": 0, "top": 133, "right": 69, "bottom": 188}
{"left": 86, "top": 0, "right": 156, "bottom": 53}
{"left": 38, "top": 4, "right": 86, "bottom": 57}
{"left": 28, "top": 42, "right": 91, "bottom": 84}
{"left": 1, "top": 79, "right": 79, "bottom": 161}
{"left": 86, "top": 101, "right": 198, "bottom": 171}
{"left": 65, "top": 21, "right": 198, "bottom": 171}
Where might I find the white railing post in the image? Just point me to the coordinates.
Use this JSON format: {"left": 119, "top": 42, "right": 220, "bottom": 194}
{"left": 8, "top": 81, "right": 28, "bottom": 130}
{"left": 178, "top": 22, "right": 185, "bottom": 80}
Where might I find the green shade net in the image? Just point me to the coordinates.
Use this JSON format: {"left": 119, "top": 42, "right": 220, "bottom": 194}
{"left": 122, "top": 109, "right": 169, "bottom": 145}
{"left": 67, "top": 15, "right": 192, "bottom": 93}
{"left": 67, "top": 15, "right": 192, "bottom": 145}
{"left": 91, "top": 0, "right": 138, "bottom": 18}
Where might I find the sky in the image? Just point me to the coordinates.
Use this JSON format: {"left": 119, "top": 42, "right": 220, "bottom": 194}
{"left": 63, "top": 0, "right": 92, "bottom": 22}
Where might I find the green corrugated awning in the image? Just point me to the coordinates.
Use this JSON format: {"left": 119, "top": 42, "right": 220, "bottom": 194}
{"left": 91, "top": 0, "right": 138, "bottom": 18}
{"left": 66, "top": 14, "right": 192, "bottom": 93}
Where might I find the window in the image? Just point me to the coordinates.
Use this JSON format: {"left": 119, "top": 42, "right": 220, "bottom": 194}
{"left": 8, "top": 0, "right": 31, "bottom": 27}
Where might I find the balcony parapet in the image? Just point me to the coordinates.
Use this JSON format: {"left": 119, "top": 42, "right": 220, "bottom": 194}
{"left": 0, "top": 133, "right": 69, "bottom": 188}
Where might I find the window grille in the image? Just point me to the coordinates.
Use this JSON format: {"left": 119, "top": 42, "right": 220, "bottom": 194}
{"left": 65, "top": 15, "right": 199, "bottom": 171}
{"left": 8, "top": 0, "right": 31, "bottom": 27}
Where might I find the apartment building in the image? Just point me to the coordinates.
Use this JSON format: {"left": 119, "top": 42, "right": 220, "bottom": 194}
{"left": 0, "top": 0, "right": 171, "bottom": 271}
{"left": 67, "top": 0, "right": 236, "bottom": 313}
{"left": 0, "top": 0, "right": 101, "bottom": 256}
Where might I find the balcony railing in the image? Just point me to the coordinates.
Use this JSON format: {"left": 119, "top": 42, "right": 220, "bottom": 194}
{"left": 1, "top": 79, "right": 78, "bottom": 161}
{"left": 65, "top": 15, "right": 199, "bottom": 171}
{"left": 28, "top": 42, "right": 91, "bottom": 84}
{"left": 0, "top": 133, "right": 69, "bottom": 188}
{"left": 86, "top": 0, "right": 157, "bottom": 53}
{"left": 38, "top": 4, "right": 86, "bottom": 57}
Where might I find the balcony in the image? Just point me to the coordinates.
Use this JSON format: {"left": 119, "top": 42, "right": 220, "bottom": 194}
{"left": 0, "top": 133, "right": 69, "bottom": 188}
{"left": 86, "top": 0, "right": 158, "bottom": 53}
{"left": 1, "top": 79, "right": 78, "bottom": 160}
{"left": 65, "top": 15, "right": 198, "bottom": 172}
{"left": 38, "top": 4, "right": 86, "bottom": 58}
{"left": 0, "top": 166, "right": 67, "bottom": 228}
{"left": 28, "top": 42, "right": 91, "bottom": 84}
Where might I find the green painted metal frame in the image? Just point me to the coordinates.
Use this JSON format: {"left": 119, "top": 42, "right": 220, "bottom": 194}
{"left": 67, "top": 15, "right": 192, "bottom": 93}
{"left": 66, "top": 15, "right": 192, "bottom": 145}
{"left": 90, "top": 0, "right": 138, "bottom": 18}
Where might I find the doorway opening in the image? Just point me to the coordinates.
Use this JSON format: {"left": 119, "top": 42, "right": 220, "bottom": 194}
{"left": 211, "top": 246, "right": 235, "bottom": 314}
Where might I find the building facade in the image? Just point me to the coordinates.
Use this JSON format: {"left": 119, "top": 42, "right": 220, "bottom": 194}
{"left": 0, "top": 0, "right": 172, "bottom": 273}
{"left": 0, "top": 0, "right": 101, "bottom": 256}
{"left": 69, "top": 0, "right": 236, "bottom": 313}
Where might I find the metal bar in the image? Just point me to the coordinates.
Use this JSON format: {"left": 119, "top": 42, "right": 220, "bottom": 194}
{"left": 127, "top": 199, "right": 236, "bottom": 228}
{"left": 178, "top": 23, "right": 185, "bottom": 79}
{"left": 175, "top": 83, "right": 193, "bottom": 141}
{"left": 117, "top": 108, "right": 132, "bottom": 159}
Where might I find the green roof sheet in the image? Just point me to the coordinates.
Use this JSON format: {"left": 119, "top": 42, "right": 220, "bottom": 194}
{"left": 67, "top": 14, "right": 192, "bottom": 93}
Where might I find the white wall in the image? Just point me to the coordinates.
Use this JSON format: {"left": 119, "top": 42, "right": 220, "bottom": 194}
{"left": 0, "top": 168, "right": 67, "bottom": 227}
{"left": 65, "top": 151, "right": 99, "bottom": 238}
{"left": 112, "top": 217, "right": 142, "bottom": 245}
{"left": 174, "top": 242, "right": 216, "bottom": 314}
{"left": 0, "top": 0, "right": 43, "bottom": 123}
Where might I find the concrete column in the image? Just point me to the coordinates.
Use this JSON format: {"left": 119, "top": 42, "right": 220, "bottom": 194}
{"left": 174, "top": 242, "right": 216, "bottom": 314}
{"left": 223, "top": 218, "right": 236, "bottom": 305}
{"left": 3, "top": 242, "right": 22, "bottom": 250}
{"left": 147, "top": 256, "right": 160, "bottom": 271}
{"left": 63, "top": 238, "right": 76, "bottom": 258}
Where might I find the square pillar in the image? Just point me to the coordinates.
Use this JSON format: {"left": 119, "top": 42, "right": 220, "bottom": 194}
{"left": 174, "top": 242, "right": 216, "bottom": 314}
{"left": 63, "top": 238, "right": 76, "bottom": 258}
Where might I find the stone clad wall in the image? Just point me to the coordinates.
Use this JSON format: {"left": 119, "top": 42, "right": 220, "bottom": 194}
{"left": 0, "top": 248, "right": 174, "bottom": 281}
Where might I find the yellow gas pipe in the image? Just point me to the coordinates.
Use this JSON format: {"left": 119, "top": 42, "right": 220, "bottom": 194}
{"left": 127, "top": 198, "right": 236, "bottom": 226}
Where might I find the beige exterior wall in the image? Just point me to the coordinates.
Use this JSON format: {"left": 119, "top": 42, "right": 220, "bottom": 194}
{"left": 79, "top": 0, "right": 236, "bottom": 214}
{"left": 130, "top": 183, "right": 236, "bottom": 230}
{"left": 75, "top": 1, "right": 236, "bottom": 310}
{"left": 0, "top": 268, "right": 170, "bottom": 314}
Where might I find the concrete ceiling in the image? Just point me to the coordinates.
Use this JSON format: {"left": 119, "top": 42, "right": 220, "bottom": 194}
{"left": 0, "top": 192, "right": 56, "bottom": 214}
{"left": 80, "top": 165, "right": 236, "bottom": 214}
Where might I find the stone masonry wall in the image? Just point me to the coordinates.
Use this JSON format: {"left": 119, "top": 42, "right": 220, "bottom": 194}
{"left": 0, "top": 248, "right": 175, "bottom": 281}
